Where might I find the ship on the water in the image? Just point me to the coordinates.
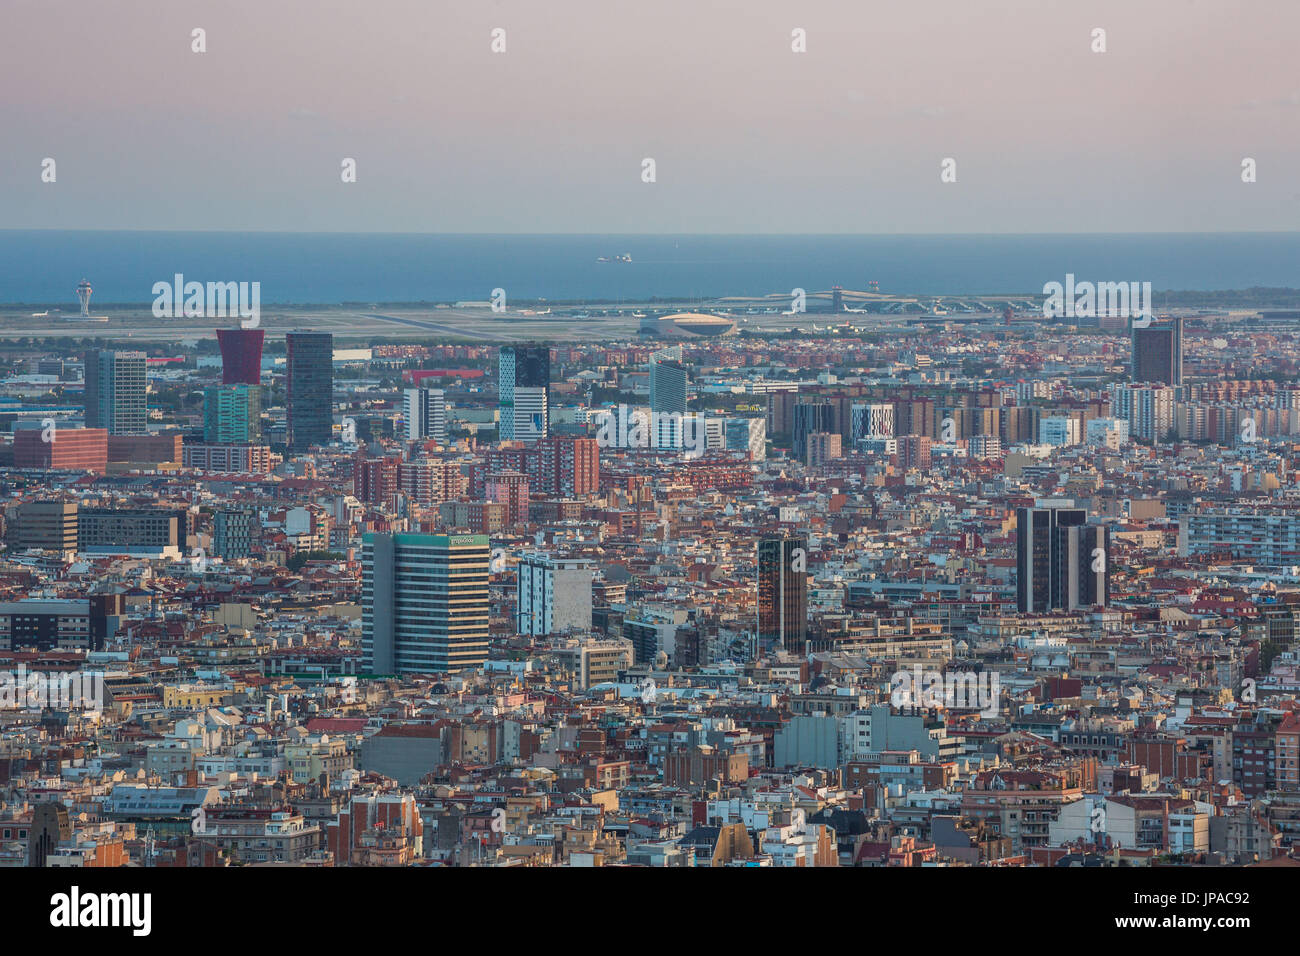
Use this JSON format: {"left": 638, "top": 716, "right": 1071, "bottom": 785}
{"left": 596, "top": 253, "right": 632, "bottom": 263}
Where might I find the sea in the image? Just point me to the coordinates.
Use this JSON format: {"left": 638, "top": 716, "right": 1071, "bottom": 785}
{"left": 0, "top": 231, "right": 1297, "bottom": 306}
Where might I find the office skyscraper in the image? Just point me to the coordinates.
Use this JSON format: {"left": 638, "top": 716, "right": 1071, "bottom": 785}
{"left": 286, "top": 332, "right": 334, "bottom": 451}
{"left": 725, "top": 418, "right": 767, "bottom": 459}
{"left": 499, "top": 345, "right": 550, "bottom": 441}
{"left": 758, "top": 537, "right": 808, "bottom": 652}
{"left": 1114, "top": 385, "right": 1176, "bottom": 442}
{"left": 792, "top": 401, "right": 835, "bottom": 461}
{"left": 1016, "top": 507, "right": 1109, "bottom": 613}
{"left": 851, "top": 403, "right": 895, "bottom": 441}
{"left": 204, "top": 384, "right": 262, "bottom": 443}
{"left": 213, "top": 508, "right": 254, "bottom": 560}
{"left": 511, "top": 387, "right": 548, "bottom": 442}
{"left": 404, "top": 387, "right": 447, "bottom": 443}
{"left": 216, "top": 328, "right": 264, "bottom": 386}
{"left": 1131, "top": 316, "right": 1183, "bottom": 386}
{"left": 362, "top": 533, "right": 490, "bottom": 674}
{"left": 649, "top": 348, "right": 688, "bottom": 414}
{"left": 83, "top": 349, "right": 147, "bottom": 435}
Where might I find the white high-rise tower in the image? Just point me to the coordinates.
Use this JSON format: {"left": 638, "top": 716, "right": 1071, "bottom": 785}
{"left": 404, "top": 387, "right": 447, "bottom": 443}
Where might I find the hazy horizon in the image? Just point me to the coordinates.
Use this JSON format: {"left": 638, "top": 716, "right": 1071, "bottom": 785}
{"left": 3, "top": 0, "right": 1298, "bottom": 234}
{"left": 6, "top": 229, "right": 1300, "bottom": 237}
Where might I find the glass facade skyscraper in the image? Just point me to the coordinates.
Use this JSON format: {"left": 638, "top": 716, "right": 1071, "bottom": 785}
{"left": 83, "top": 349, "right": 147, "bottom": 435}
{"left": 498, "top": 345, "right": 551, "bottom": 441}
{"left": 1016, "top": 507, "right": 1109, "bottom": 613}
{"left": 362, "top": 533, "right": 490, "bottom": 674}
{"left": 758, "top": 537, "right": 808, "bottom": 652}
{"left": 286, "top": 331, "right": 334, "bottom": 451}
{"left": 1131, "top": 316, "right": 1184, "bottom": 386}
{"left": 204, "top": 384, "right": 262, "bottom": 443}
{"left": 216, "top": 328, "right": 265, "bottom": 386}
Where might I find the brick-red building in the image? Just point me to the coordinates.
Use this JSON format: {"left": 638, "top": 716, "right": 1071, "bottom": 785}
{"left": 13, "top": 427, "right": 107, "bottom": 472}
{"left": 398, "top": 459, "right": 465, "bottom": 505}
{"left": 107, "top": 432, "right": 182, "bottom": 464}
{"left": 898, "top": 435, "right": 932, "bottom": 470}
{"left": 482, "top": 437, "right": 598, "bottom": 497}
{"left": 325, "top": 793, "right": 424, "bottom": 866}
{"left": 485, "top": 471, "right": 529, "bottom": 526}
{"left": 663, "top": 746, "right": 748, "bottom": 787}
{"left": 355, "top": 455, "right": 399, "bottom": 505}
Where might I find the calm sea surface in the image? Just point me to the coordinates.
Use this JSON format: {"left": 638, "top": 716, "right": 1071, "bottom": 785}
{"left": 0, "top": 232, "right": 1296, "bottom": 306}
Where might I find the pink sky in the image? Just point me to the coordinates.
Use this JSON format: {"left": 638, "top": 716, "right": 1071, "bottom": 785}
{"left": 2, "top": 0, "right": 1297, "bottom": 232}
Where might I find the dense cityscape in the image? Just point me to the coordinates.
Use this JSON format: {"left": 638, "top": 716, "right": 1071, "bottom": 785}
{"left": 5, "top": 1, "right": 1296, "bottom": 937}
{"left": 1, "top": 295, "right": 1299, "bottom": 875}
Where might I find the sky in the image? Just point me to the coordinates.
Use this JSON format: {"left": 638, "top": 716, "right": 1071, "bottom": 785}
{"left": 2, "top": 0, "right": 1298, "bottom": 233}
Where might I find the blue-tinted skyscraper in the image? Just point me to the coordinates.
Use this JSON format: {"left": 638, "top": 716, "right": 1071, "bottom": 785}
{"left": 498, "top": 345, "right": 550, "bottom": 441}
{"left": 286, "top": 332, "right": 334, "bottom": 451}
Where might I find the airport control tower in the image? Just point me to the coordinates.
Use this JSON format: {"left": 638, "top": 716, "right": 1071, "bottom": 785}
{"left": 76, "top": 279, "right": 93, "bottom": 318}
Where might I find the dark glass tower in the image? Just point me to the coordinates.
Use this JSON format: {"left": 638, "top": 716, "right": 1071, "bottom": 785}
{"left": 1131, "top": 316, "right": 1183, "bottom": 386}
{"left": 649, "top": 359, "right": 688, "bottom": 414}
{"left": 792, "top": 401, "right": 835, "bottom": 461}
{"left": 758, "top": 537, "right": 808, "bottom": 652}
{"left": 1017, "top": 507, "right": 1109, "bottom": 613}
{"left": 286, "top": 332, "right": 334, "bottom": 451}
{"left": 498, "top": 345, "right": 551, "bottom": 440}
